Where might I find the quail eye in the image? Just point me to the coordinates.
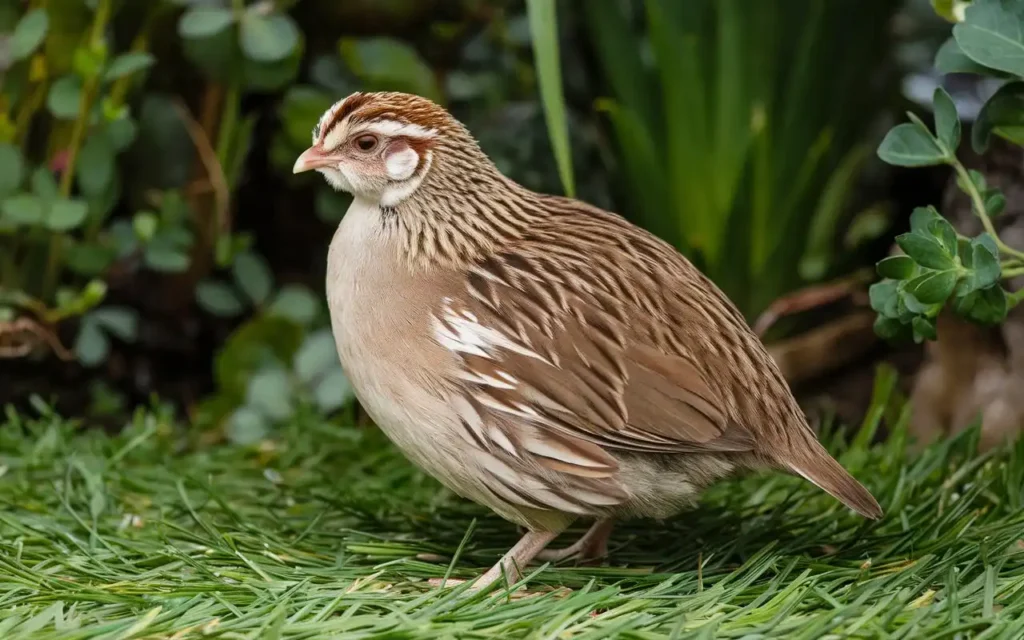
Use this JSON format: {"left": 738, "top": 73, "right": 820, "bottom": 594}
{"left": 355, "top": 135, "right": 378, "bottom": 152}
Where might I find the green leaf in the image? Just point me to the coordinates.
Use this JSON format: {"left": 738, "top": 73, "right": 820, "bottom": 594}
{"left": 46, "top": 198, "right": 89, "bottom": 231}
{"left": 338, "top": 37, "right": 442, "bottom": 103}
{"left": 47, "top": 76, "right": 83, "bottom": 120}
{"left": 912, "top": 316, "right": 938, "bottom": 342}
{"left": 905, "top": 269, "right": 959, "bottom": 304}
{"left": 877, "top": 255, "right": 916, "bottom": 280}
{"left": 935, "top": 36, "right": 997, "bottom": 74}
{"left": 896, "top": 233, "right": 956, "bottom": 270}
{"left": 178, "top": 7, "right": 236, "bottom": 40}
{"left": 2, "top": 194, "right": 44, "bottom": 225}
{"left": 90, "top": 306, "right": 138, "bottom": 342}
{"left": 955, "top": 284, "right": 1008, "bottom": 324}
{"left": 869, "top": 280, "right": 899, "bottom": 316}
{"left": 31, "top": 167, "right": 58, "bottom": 201}
{"left": 268, "top": 285, "right": 320, "bottom": 325}
{"left": 929, "top": 217, "right": 959, "bottom": 256}
{"left": 971, "top": 81, "right": 1024, "bottom": 153}
{"left": 77, "top": 134, "right": 115, "bottom": 197}
{"left": 144, "top": 244, "right": 190, "bottom": 273}
{"left": 226, "top": 407, "right": 270, "bottom": 445}
{"left": 0, "top": 144, "right": 25, "bottom": 198}
{"left": 525, "top": 0, "right": 575, "bottom": 198}
{"left": 909, "top": 206, "right": 943, "bottom": 234}
{"left": 104, "top": 117, "right": 138, "bottom": 152}
{"left": 10, "top": 9, "right": 49, "bottom": 60}
{"left": 246, "top": 367, "right": 294, "bottom": 421}
{"left": 196, "top": 280, "right": 245, "bottom": 317}
{"left": 954, "top": 1, "right": 1024, "bottom": 77}
{"left": 971, "top": 240, "right": 1000, "bottom": 289}
{"left": 239, "top": 13, "right": 299, "bottom": 63}
{"left": 873, "top": 315, "right": 906, "bottom": 340}
{"left": 132, "top": 211, "right": 158, "bottom": 241}
{"left": 985, "top": 191, "right": 1006, "bottom": 217}
{"left": 877, "top": 123, "right": 947, "bottom": 167}
{"left": 933, "top": 87, "right": 961, "bottom": 152}
{"left": 75, "top": 319, "right": 109, "bottom": 367}
{"left": 103, "top": 52, "right": 155, "bottom": 81}
{"left": 66, "top": 243, "right": 116, "bottom": 276}
{"left": 312, "top": 368, "right": 352, "bottom": 414}
{"left": 232, "top": 251, "right": 273, "bottom": 305}
{"left": 294, "top": 330, "right": 339, "bottom": 385}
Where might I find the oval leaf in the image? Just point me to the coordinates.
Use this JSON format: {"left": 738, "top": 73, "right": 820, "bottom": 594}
{"left": 179, "top": 7, "right": 236, "bottom": 40}
{"left": 246, "top": 367, "right": 295, "bottom": 421}
{"left": 239, "top": 13, "right": 300, "bottom": 63}
{"left": 11, "top": 9, "right": 49, "bottom": 60}
{"left": 196, "top": 280, "right": 245, "bottom": 317}
{"left": 954, "top": 2, "right": 1024, "bottom": 77}
{"left": 0, "top": 144, "right": 25, "bottom": 197}
{"left": 2, "top": 194, "right": 44, "bottom": 225}
{"left": 232, "top": 251, "right": 273, "bottom": 305}
{"left": 971, "top": 81, "right": 1024, "bottom": 154}
{"left": 896, "top": 233, "right": 956, "bottom": 270}
{"left": 905, "top": 270, "right": 959, "bottom": 305}
{"left": 103, "top": 52, "right": 155, "bottom": 81}
{"left": 47, "top": 76, "right": 83, "bottom": 120}
{"left": 46, "top": 198, "right": 89, "bottom": 231}
{"left": 877, "top": 123, "right": 947, "bottom": 167}
{"left": 877, "top": 255, "right": 915, "bottom": 280}
{"left": 932, "top": 87, "right": 961, "bottom": 152}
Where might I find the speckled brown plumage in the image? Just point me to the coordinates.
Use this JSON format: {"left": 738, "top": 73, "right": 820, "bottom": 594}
{"left": 293, "top": 91, "right": 882, "bottom": 589}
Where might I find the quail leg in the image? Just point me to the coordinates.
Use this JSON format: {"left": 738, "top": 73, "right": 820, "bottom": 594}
{"left": 536, "top": 519, "right": 614, "bottom": 563}
{"left": 473, "top": 530, "right": 559, "bottom": 590}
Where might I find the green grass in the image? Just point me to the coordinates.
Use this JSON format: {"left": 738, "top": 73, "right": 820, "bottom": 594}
{"left": 2, "top": 382, "right": 1024, "bottom": 639}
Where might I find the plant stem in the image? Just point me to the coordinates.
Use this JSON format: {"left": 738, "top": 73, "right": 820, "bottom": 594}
{"left": 952, "top": 160, "right": 1024, "bottom": 262}
{"left": 41, "top": 0, "right": 113, "bottom": 302}
{"left": 1008, "top": 287, "right": 1024, "bottom": 309}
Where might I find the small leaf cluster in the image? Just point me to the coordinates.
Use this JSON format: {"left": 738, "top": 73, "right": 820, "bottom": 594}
{"left": 871, "top": 207, "right": 1005, "bottom": 341}
{"left": 872, "top": 0, "right": 1024, "bottom": 343}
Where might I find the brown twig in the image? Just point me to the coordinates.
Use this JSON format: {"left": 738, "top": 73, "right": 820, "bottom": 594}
{"left": 172, "top": 100, "right": 231, "bottom": 235}
{"left": 753, "top": 270, "right": 873, "bottom": 338}
{"left": 0, "top": 317, "right": 74, "bottom": 361}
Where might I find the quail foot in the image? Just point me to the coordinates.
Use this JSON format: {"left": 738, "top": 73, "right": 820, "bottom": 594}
{"left": 293, "top": 92, "right": 883, "bottom": 590}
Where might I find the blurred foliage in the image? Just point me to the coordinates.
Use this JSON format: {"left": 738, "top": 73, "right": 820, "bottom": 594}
{"left": 532, "top": 0, "right": 902, "bottom": 319}
{"left": 872, "top": 0, "right": 1024, "bottom": 343}
{"left": 0, "top": 0, "right": 611, "bottom": 441}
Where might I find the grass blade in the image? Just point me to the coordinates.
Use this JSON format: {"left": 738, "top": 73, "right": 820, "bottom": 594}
{"left": 526, "top": 0, "right": 575, "bottom": 197}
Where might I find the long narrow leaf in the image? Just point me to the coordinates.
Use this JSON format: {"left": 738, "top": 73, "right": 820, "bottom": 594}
{"left": 525, "top": 0, "right": 575, "bottom": 197}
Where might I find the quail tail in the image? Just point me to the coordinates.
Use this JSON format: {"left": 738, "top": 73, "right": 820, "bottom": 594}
{"left": 783, "top": 436, "right": 883, "bottom": 519}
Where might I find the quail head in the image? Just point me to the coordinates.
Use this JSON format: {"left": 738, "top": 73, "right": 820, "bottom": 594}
{"left": 293, "top": 91, "right": 882, "bottom": 589}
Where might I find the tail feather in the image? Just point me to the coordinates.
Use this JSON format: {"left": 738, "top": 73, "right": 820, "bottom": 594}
{"left": 786, "top": 441, "right": 882, "bottom": 519}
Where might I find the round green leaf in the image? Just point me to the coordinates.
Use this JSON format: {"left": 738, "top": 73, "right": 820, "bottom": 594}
{"left": 912, "top": 316, "right": 937, "bottom": 342}
{"left": 66, "top": 242, "right": 116, "bottom": 276}
{"left": 338, "top": 37, "right": 442, "bottom": 102}
{"left": 312, "top": 368, "right": 352, "bottom": 414}
{"left": 144, "top": 244, "right": 190, "bottom": 273}
{"left": 869, "top": 280, "right": 899, "bottom": 316}
{"left": 77, "top": 133, "right": 115, "bottom": 197}
{"left": 970, "top": 241, "right": 1000, "bottom": 290}
{"left": 876, "top": 255, "right": 915, "bottom": 280}
{"left": 232, "top": 251, "right": 273, "bottom": 305}
{"left": 877, "top": 123, "right": 947, "bottom": 167}
{"left": 10, "top": 9, "right": 49, "bottom": 60}
{"left": 47, "top": 75, "right": 83, "bottom": 120}
{"left": 1, "top": 193, "right": 44, "bottom": 225}
{"left": 268, "top": 284, "right": 320, "bottom": 325}
{"left": 239, "top": 13, "right": 299, "bottom": 63}
{"left": 103, "top": 52, "right": 155, "bottom": 81}
{"left": 245, "top": 367, "right": 294, "bottom": 421}
{"left": 178, "top": 7, "right": 236, "bottom": 40}
{"left": 909, "top": 206, "right": 943, "bottom": 234}
{"left": 0, "top": 144, "right": 25, "bottom": 197}
{"left": 75, "top": 319, "right": 109, "bottom": 367}
{"left": 935, "top": 36, "right": 996, "bottom": 75}
{"left": 90, "top": 306, "right": 139, "bottom": 342}
{"left": 132, "top": 210, "right": 158, "bottom": 241}
{"left": 103, "top": 117, "right": 138, "bottom": 152}
{"left": 226, "top": 406, "right": 271, "bottom": 445}
{"left": 905, "top": 270, "right": 959, "bottom": 305}
{"left": 895, "top": 233, "right": 956, "bottom": 271}
{"left": 294, "top": 329, "right": 340, "bottom": 385}
{"left": 196, "top": 280, "right": 245, "bottom": 317}
{"left": 46, "top": 198, "right": 89, "bottom": 231}
{"left": 31, "top": 167, "right": 58, "bottom": 200}
{"left": 953, "top": 1, "right": 1024, "bottom": 77}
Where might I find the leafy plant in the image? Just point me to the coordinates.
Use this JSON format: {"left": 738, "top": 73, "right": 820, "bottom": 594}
{"left": 871, "top": 0, "right": 1024, "bottom": 343}
{"left": 530, "top": 0, "right": 899, "bottom": 318}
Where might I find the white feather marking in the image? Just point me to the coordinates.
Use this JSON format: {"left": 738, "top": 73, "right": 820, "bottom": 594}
{"left": 360, "top": 120, "right": 437, "bottom": 139}
{"left": 432, "top": 300, "right": 548, "bottom": 363}
{"left": 381, "top": 151, "right": 432, "bottom": 207}
{"left": 488, "top": 427, "right": 518, "bottom": 457}
{"left": 523, "top": 435, "right": 606, "bottom": 468}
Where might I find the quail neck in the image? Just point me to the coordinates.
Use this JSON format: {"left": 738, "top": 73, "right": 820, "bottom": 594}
{"left": 294, "top": 91, "right": 882, "bottom": 590}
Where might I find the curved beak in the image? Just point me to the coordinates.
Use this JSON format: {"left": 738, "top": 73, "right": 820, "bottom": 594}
{"left": 292, "top": 146, "right": 337, "bottom": 174}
